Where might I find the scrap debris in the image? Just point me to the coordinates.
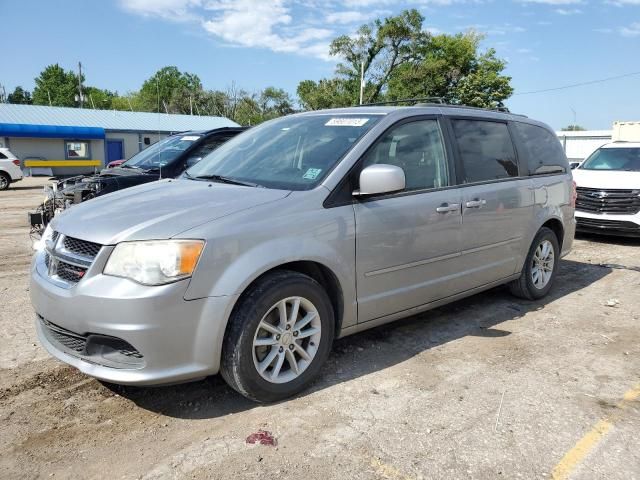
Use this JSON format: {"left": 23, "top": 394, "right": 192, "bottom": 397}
{"left": 246, "top": 430, "right": 277, "bottom": 446}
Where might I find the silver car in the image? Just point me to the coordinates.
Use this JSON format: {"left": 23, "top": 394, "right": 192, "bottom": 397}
{"left": 31, "top": 106, "right": 576, "bottom": 402}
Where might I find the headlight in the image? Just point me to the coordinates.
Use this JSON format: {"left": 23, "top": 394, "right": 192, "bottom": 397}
{"left": 103, "top": 240, "right": 205, "bottom": 285}
{"left": 34, "top": 224, "right": 54, "bottom": 251}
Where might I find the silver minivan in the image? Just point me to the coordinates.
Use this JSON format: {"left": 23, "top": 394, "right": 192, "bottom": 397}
{"left": 31, "top": 105, "right": 576, "bottom": 402}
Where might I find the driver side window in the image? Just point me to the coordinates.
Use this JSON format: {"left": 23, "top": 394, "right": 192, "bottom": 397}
{"left": 361, "top": 120, "right": 449, "bottom": 192}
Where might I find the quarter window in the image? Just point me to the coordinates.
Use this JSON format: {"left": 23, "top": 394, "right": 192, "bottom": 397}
{"left": 65, "top": 141, "right": 91, "bottom": 160}
{"left": 361, "top": 120, "right": 449, "bottom": 192}
{"left": 513, "top": 122, "right": 567, "bottom": 175}
{"left": 451, "top": 120, "right": 518, "bottom": 183}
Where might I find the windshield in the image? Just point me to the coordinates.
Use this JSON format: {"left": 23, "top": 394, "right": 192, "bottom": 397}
{"left": 580, "top": 147, "right": 640, "bottom": 172}
{"left": 123, "top": 134, "right": 202, "bottom": 171}
{"left": 185, "top": 114, "right": 381, "bottom": 190}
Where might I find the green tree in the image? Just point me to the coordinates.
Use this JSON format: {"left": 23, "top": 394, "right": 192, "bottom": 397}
{"left": 7, "top": 86, "right": 33, "bottom": 104}
{"left": 32, "top": 64, "right": 80, "bottom": 107}
{"left": 562, "top": 125, "right": 586, "bottom": 131}
{"left": 84, "top": 87, "right": 116, "bottom": 109}
{"left": 297, "top": 9, "right": 513, "bottom": 109}
{"left": 297, "top": 79, "right": 354, "bottom": 110}
{"left": 138, "top": 66, "right": 203, "bottom": 113}
{"left": 387, "top": 32, "right": 512, "bottom": 108}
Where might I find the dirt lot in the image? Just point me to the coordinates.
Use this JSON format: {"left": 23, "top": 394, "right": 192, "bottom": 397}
{"left": 1, "top": 177, "right": 639, "bottom": 480}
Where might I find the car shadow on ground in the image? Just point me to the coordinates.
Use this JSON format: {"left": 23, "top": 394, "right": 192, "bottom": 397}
{"left": 576, "top": 231, "right": 640, "bottom": 247}
{"left": 7, "top": 185, "right": 46, "bottom": 191}
{"left": 106, "top": 259, "right": 612, "bottom": 419}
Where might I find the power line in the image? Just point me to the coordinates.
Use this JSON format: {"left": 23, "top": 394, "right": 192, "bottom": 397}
{"left": 513, "top": 70, "right": 640, "bottom": 96}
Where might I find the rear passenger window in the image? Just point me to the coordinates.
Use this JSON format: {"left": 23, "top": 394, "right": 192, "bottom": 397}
{"left": 361, "top": 120, "right": 449, "bottom": 192}
{"left": 0, "top": 152, "right": 6, "bottom": 159}
{"left": 451, "top": 120, "right": 518, "bottom": 183}
{"left": 513, "top": 122, "right": 567, "bottom": 175}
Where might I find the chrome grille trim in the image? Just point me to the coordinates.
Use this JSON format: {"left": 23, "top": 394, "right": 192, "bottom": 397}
{"left": 43, "top": 231, "right": 103, "bottom": 287}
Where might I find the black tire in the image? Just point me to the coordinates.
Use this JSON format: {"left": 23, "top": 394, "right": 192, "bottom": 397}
{"left": 509, "top": 227, "right": 560, "bottom": 300}
{"left": 0, "top": 172, "right": 10, "bottom": 191}
{"left": 221, "top": 270, "right": 335, "bottom": 403}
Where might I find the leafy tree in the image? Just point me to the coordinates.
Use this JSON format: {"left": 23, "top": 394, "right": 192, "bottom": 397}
{"left": 562, "top": 125, "right": 586, "bottom": 131}
{"left": 387, "top": 31, "right": 512, "bottom": 107}
{"left": 297, "top": 9, "right": 513, "bottom": 109}
{"left": 84, "top": 87, "right": 117, "bottom": 109}
{"left": 257, "top": 87, "right": 295, "bottom": 120}
{"left": 297, "top": 79, "right": 354, "bottom": 110}
{"left": 111, "top": 93, "right": 145, "bottom": 112}
{"left": 138, "top": 66, "right": 202, "bottom": 113}
{"left": 32, "top": 64, "right": 80, "bottom": 107}
{"left": 7, "top": 86, "right": 32, "bottom": 104}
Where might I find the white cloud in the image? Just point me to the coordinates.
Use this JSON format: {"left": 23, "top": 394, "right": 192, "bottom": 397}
{"left": 518, "top": 0, "right": 582, "bottom": 4}
{"left": 620, "top": 21, "right": 640, "bottom": 35}
{"left": 608, "top": 0, "right": 640, "bottom": 5}
{"left": 458, "top": 23, "right": 526, "bottom": 35}
{"left": 325, "top": 9, "right": 390, "bottom": 24}
{"left": 555, "top": 7, "right": 582, "bottom": 13}
{"left": 119, "top": 0, "right": 203, "bottom": 21}
{"left": 203, "top": 0, "right": 334, "bottom": 59}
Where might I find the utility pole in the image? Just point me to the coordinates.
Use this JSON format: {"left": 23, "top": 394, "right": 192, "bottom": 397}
{"left": 77, "top": 61, "right": 84, "bottom": 108}
{"left": 359, "top": 58, "right": 365, "bottom": 105}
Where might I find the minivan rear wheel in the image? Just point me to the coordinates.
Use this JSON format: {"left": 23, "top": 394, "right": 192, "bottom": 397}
{"left": 509, "top": 227, "right": 560, "bottom": 300}
{"left": 221, "top": 270, "right": 335, "bottom": 402}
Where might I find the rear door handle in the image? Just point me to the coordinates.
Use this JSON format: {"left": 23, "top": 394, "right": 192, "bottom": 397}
{"left": 436, "top": 203, "right": 461, "bottom": 213}
{"left": 465, "top": 199, "right": 487, "bottom": 208}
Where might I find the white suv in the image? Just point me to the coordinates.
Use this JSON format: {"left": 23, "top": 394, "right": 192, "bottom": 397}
{"left": 573, "top": 142, "right": 640, "bottom": 237}
{"left": 0, "top": 148, "right": 24, "bottom": 190}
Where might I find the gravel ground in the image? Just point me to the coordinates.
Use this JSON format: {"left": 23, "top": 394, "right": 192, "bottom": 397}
{"left": 1, "top": 177, "right": 639, "bottom": 480}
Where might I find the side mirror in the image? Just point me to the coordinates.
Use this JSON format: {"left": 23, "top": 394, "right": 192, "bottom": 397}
{"left": 354, "top": 164, "right": 405, "bottom": 197}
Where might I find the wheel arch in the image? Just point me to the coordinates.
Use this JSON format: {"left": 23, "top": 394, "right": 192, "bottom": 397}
{"left": 224, "top": 260, "right": 345, "bottom": 341}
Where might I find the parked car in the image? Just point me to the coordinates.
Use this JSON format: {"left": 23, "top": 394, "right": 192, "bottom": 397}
{"left": 28, "top": 127, "right": 245, "bottom": 234}
{"left": 573, "top": 142, "right": 640, "bottom": 237}
{"left": 106, "top": 159, "right": 125, "bottom": 168}
{"left": 31, "top": 105, "right": 575, "bottom": 402}
{"left": 0, "top": 147, "right": 23, "bottom": 190}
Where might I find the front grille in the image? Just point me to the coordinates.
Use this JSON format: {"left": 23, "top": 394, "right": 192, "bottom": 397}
{"left": 63, "top": 236, "right": 101, "bottom": 258}
{"left": 44, "top": 231, "right": 102, "bottom": 286}
{"left": 42, "top": 319, "right": 87, "bottom": 353}
{"left": 577, "top": 217, "right": 640, "bottom": 232}
{"left": 576, "top": 187, "right": 640, "bottom": 215}
{"left": 55, "top": 261, "right": 87, "bottom": 283}
{"left": 39, "top": 316, "right": 144, "bottom": 367}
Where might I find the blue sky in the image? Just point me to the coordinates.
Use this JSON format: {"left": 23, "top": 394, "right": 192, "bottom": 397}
{"left": 1, "top": 0, "right": 639, "bottom": 129}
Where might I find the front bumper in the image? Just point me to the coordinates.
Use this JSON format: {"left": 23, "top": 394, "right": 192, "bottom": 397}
{"left": 575, "top": 210, "right": 640, "bottom": 237}
{"left": 30, "top": 250, "right": 238, "bottom": 385}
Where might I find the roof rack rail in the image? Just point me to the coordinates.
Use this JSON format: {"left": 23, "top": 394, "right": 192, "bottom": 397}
{"left": 357, "top": 97, "right": 525, "bottom": 117}
{"left": 358, "top": 97, "right": 446, "bottom": 107}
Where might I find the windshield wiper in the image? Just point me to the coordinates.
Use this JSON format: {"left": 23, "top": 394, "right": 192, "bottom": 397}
{"left": 193, "top": 174, "right": 263, "bottom": 188}
{"left": 120, "top": 164, "right": 141, "bottom": 170}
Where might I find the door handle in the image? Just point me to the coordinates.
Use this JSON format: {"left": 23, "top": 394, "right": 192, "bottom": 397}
{"left": 436, "top": 203, "right": 460, "bottom": 213}
{"left": 465, "top": 199, "right": 487, "bottom": 208}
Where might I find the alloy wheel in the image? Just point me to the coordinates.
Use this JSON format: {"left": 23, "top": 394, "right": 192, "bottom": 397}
{"left": 252, "top": 296, "right": 322, "bottom": 384}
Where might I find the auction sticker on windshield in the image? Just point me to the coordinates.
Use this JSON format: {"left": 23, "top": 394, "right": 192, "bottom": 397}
{"left": 325, "top": 118, "right": 369, "bottom": 127}
{"left": 303, "top": 168, "right": 322, "bottom": 180}
{"left": 181, "top": 136, "right": 200, "bottom": 141}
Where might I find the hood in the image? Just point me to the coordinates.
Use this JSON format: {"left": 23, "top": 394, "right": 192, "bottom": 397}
{"left": 51, "top": 179, "right": 290, "bottom": 245}
{"left": 572, "top": 168, "right": 640, "bottom": 190}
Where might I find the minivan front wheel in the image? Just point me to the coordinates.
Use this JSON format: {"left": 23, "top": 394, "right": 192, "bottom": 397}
{"left": 221, "top": 270, "right": 335, "bottom": 402}
{"left": 509, "top": 227, "right": 560, "bottom": 300}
